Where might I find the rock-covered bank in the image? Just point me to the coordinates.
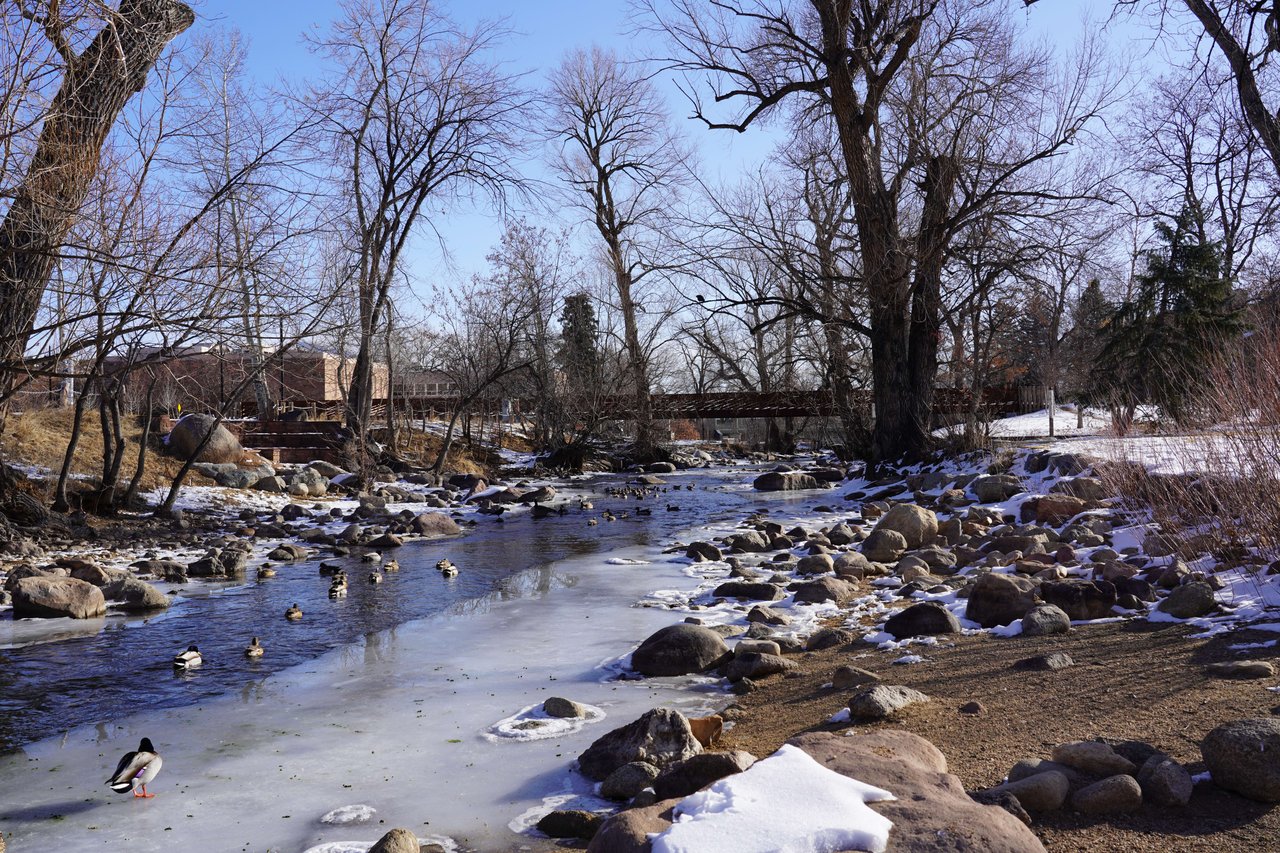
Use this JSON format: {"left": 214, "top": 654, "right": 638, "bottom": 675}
{"left": 508, "top": 446, "right": 1280, "bottom": 852}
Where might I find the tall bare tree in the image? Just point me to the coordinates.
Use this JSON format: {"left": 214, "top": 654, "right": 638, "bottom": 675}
{"left": 547, "top": 47, "right": 689, "bottom": 461}
{"left": 645, "top": 0, "right": 1114, "bottom": 461}
{"left": 310, "top": 0, "right": 529, "bottom": 441}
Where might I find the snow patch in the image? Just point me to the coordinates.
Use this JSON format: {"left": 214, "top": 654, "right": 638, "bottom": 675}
{"left": 485, "top": 701, "right": 606, "bottom": 742}
{"left": 320, "top": 804, "right": 377, "bottom": 825}
{"left": 651, "top": 744, "right": 896, "bottom": 853}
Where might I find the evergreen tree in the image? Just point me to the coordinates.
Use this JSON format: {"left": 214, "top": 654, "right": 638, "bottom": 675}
{"left": 1093, "top": 206, "right": 1245, "bottom": 427}
{"left": 558, "top": 293, "right": 600, "bottom": 386}
{"left": 1064, "top": 279, "right": 1113, "bottom": 402}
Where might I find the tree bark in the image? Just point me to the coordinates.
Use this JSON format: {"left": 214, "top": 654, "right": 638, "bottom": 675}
{"left": 0, "top": 0, "right": 195, "bottom": 394}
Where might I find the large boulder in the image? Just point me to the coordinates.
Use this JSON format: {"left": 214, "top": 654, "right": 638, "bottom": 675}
{"left": 1201, "top": 718, "right": 1280, "bottom": 802}
{"left": 1039, "top": 579, "right": 1117, "bottom": 621}
{"left": 723, "top": 652, "right": 795, "bottom": 683}
{"left": 11, "top": 576, "right": 106, "bottom": 619}
{"left": 965, "top": 573, "right": 1038, "bottom": 628}
{"left": 791, "top": 731, "right": 1047, "bottom": 852}
{"left": 1021, "top": 604, "right": 1072, "bottom": 637}
{"left": 577, "top": 709, "right": 703, "bottom": 781}
{"left": 884, "top": 602, "right": 960, "bottom": 639}
{"left": 861, "top": 528, "right": 909, "bottom": 563}
{"left": 753, "top": 471, "right": 820, "bottom": 492}
{"left": 631, "top": 625, "right": 730, "bottom": 677}
{"left": 872, "top": 504, "right": 938, "bottom": 549}
{"left": 712, "top": 581, "right": 783, "bottom": 601}
{"left": 651, "top": 751, "right": 756, "bottom": 800}
{"left": 971, "top": 474, "right": 1024, "bottom": 503}
{"left": 792, "top": 576, "right": 858, "bottom": 605}
{"left": 367, "top": 828, "right": 420, "bottom": 853}
{"left": 411, "top": 512, "right": 461, "bottom": 536}
{"left": 1157, "top": 581, "right": 1217, "bottom": 618}
{"left": 848, "top": 684, "right": 930, "bottom": 720}
{"left": 586, "top": 799, "right": 679, "bottom": 853}
{"left": 193, "top": 460, "right": 275, "bottom": 489}
{"left": 166, "top": 413, "right": 244, "bottom": 464}
{"left": 102, "top": 577, "right": 170, "bottom": 612}
{"left": 1028, "top": 494, "right": 1086, "bottom": 526}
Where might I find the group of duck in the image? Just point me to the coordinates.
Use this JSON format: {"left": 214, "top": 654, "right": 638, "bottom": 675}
{"left": 170, "top": 553, "right": 461, "bottom": 672}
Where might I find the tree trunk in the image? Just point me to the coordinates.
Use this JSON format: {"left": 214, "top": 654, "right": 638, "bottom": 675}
{"left": 613, "top": 259, "right": 657, "bottom": 458}
{"left": 53, "top": 387, "right": 92, "bottom": 513}
{"left": 125, "top": 377, "right": 157, "bottom": 506}
{"left": 0, "top": 0, "right": 195, "bottom": 397}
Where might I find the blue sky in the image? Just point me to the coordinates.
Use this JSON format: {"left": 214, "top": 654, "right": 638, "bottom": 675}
{"left": 194, "top": 0, "right": 1126, "bottom": 297}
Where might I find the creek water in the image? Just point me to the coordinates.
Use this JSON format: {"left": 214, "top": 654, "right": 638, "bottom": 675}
{"left": 0, "top": 466, "right": 831, "bottom": 852}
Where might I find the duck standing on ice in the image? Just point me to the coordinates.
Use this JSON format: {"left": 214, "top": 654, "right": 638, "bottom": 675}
{"left": 107, "top": 738, "right": 163, "bottom": 798}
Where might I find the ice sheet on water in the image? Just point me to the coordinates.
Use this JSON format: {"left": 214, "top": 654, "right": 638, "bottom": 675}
{"left": 606, "top": 557, "right": 651, "bottom": 565}
{"left": 651, "top": 744, "right": 896, "bottom": 853}
{"left": 485, "top": 701, "right": 606, "bottom": 742}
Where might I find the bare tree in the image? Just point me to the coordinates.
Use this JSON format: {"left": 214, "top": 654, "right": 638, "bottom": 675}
{"left": 644, "top": 0, "right": 1115, "bottom": 462}
{"left": 547, "top": 47, "right": 690, "bottom": 461}
{"left": 309, "top": 0, "right": 529, "bottom": 443}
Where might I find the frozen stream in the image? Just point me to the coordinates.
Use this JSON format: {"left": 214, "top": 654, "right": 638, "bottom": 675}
{"left": 0, "top": 466, "right": 832, "bottom": 852}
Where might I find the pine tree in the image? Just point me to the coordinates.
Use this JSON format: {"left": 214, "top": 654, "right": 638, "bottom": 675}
{"left": 1093, "top": 206, "right": 1244, "bottom": 427}
{"left": 1064, "top": 279, "right": 1113, "bottom": 402}
{"left": 558, "top": 293, "right": 600, "bottom": 387}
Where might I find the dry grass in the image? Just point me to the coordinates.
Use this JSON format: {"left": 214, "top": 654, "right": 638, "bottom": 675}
{"left": 2, "top": 406, "right": 192, "bottom": 497}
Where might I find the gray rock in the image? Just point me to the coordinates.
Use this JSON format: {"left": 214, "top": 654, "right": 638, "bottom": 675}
{"left": 600, "top": 761, "right": 660, "bottom": 800}
{"left": 631, "top": 624, "right": 730, "bottom": 677}
{"left": 1021, "top": 604, "right": 1071, "bottom": 637}
{"left": 1040, "top": 579, "right": 1117, "bottom": 621}
{"left": 724, "top": 652, "right": 795, "bottom": 683}
{"left": 1071, "top": 774, "right": 1143, "bottom": 814}
{"left": 725, "top": 530, "right": 771, "bottom": 553}
{"left": 1137, "top": 753, "right": 1193, "bottom": 806}
{"left": 872, "top": 504, "right": 938, "bottom": 549}
{"left": 1157, "top": 581, "right": 1217, "bottom": 618}
{"left": 753, "top": 471, "right": 821, "bottom": 491}
{"left": 861, "top": 528, "right": 908, "bottom": 563}
{"left": 792, "top": 576, "right": 858, "bottom": 605}
{"left": 884, "top": 602, "right": 961, "bottom": 639}
{"left": 745, "top": 605, "right": 790, "bottom": 625}
{"left": 795, "top": 553, "right": 835, "bottom": 576}
{"left": 1201, "top": 718, "right": 1280, "bottom": 802}
{"left": 965, "top": 573, "right": 1038, "bottom": 628}
{"left": 1014, "top": 652, "right": 1075, "bottom": 671}
{"left": 652, "top": 751, "right": 755, "bottom": 800}
{"left": 367, "top": 828, "right": 420, "bottom": 853}
{"left": 1206, "top": 660, "right": 1276, "bottom": 679}
{"left": 536, "top": 809, "right": 602, "bottom": 840}
{"left": 166, "top": 413, "right": 245, "bottom": 464}
{"left": 686, "top": 541, "right": 723, "bottom": 562}
{"left": 1008, "top": 759, "right": 1085, "bottom": 786}
{"left": 543, "top": 697, "right": 587, "bottom": 718}
{"left": 103, "top": 577, "right": 170, "bottom": 612}
{"left": 832, "top": 665, "right": 880, "bottom": 690}
{"left": 833, "top": 551, "right": 876, "bottom": 579}
{"left": 985, "top": 770, "right": 1070, "bottom": 812}
{"left": 11, "top": 576, "right": 106, "bottom": 619}
{"left": 411, "top": 512, "right": 461, "bottom": 536}
{"left": 577, "top": 709, "right": 702, "bottom": 781}
{"left": 266, "top": 542, "right": 307, "bottom": 561}
{"left": 734, "top": 639, "right": 781, "bottom": 656}
{"left": 1051, "top": 741, "right": 1137, "bottom": 776}
{"left": 848, "top": 684, "right": 930, "bottom": 720}
{"left": 805, "top": 627, "right": 856, "bottom": 650}
{"left": 971, "top": 474, "right": 1023, "bottom": 503}
{"left": 712, "top": 581, "right": 783, "bottom": 601}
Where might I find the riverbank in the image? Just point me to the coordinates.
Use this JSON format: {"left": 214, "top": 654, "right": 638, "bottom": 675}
{"left": 4, "top": 438, "right": 1280, "bottom": 852}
